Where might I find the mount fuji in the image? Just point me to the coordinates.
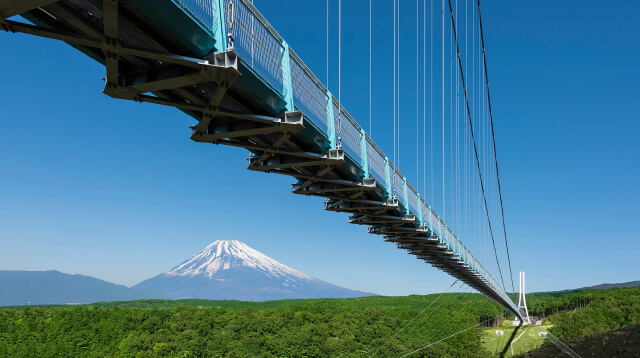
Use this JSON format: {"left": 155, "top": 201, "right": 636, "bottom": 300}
{"left": 133, "top": 240, "right": 376, "bottom": 301}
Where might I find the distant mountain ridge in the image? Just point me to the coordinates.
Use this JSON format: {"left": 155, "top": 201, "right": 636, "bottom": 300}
{"left": 562, "top": 281, "right": 640, "bottom": 292}
{"left": 133, "top": 240, "right": 377, "bottom": 301}
{"left": 0, "top": 270, "right": 165, "bottom": 306}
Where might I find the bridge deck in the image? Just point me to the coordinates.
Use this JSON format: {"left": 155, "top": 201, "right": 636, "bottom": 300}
{"left": 0, "top": 0, "right": 520, "bottom": 318}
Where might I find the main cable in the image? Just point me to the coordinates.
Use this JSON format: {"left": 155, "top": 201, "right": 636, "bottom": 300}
{"left": 369, "top": 279, "right": 459, "bottom": 357}
{"left": 529, "top": 325, "right": 583, "bottom": 358}
{"left": 398, "top": 315, "right": 504, "bottom": 358}
{"left": 477, "top": 0, "right": 515, "bottom": 293}
{"left": 447, "top": 0, "right": 506, "bottom": 292}
{"left": 399, "top": 282, "right": 470, "bottom": 346}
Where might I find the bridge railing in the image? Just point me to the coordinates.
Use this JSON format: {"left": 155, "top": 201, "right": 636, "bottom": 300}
{"left": 407, "top": 183, "right": 419, "bottom": 220}
{"left": 367, "top": 139, "right": 387, "bottom": 188}
{"left": 173, "top": 0, "right": 217, "bottom": 35}
{"left": 173, "top": 0, "right": 512, "bottom": 303}
{"left": 224, "top": 0, "right": 285, "bottom": 96}
{"left": 290, "top": 52, "right": 329, "bottom": 134}
{"left": 339, "top": 109, "right": 365, "bottom": 165}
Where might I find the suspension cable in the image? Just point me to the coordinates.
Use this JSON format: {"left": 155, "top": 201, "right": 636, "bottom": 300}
{"left": 465, "top": 0, "right": 468, "bottom": 246}
{"left": 441, "top": 0, "right": 445, "bottom": 220}
{"left": 456, "top": 0, "right": 459, "bottom": 241}
{"left": 430, "top": 0, "right": 433, "bottom": 206}
{"left": 397, "top": 0, "right": 401, "bottom": 172}
{"left": 472, "top": 0, "right": 475, "bottom": 256}
{"left": 447, "top": 0, "right": 506, "bottom": 292}
{"left": 369, "top": 0, "right": 372, "bottom": 137}
{"left": 399, "top": 314, "right": 503, "bottom": 358}
{"left": 399, "top": 282, "right": 469, "bottom": 345}
{"left": 477, "top": 0, "right": 515, "bottom": 293}
{"left": 376, "top": 282, "right": 470, "bottom": 357}
{"left": 423, "top": 0, "right": 427, "bottom": 197}
{"left": 416, "top": 0, "right": 419, "bottom": 189}
{"left": 529, "top": 325, "right": 583, "bottom": 358}
{"left": 369, "top": 280, "right": 459, "bottom": 357}
{"left": 392, "top": 0, "right": 396, "bottom": 185}
{"left": 395, "top": 283, "right": 478, "bottom": 355}
{"left": 423, "top": 0, "right": 427, "bottom": 198}
{"left": 337, "top": 0, "right": 342, "bottom": 147}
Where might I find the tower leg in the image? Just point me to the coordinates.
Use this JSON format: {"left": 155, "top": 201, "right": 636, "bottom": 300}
{"left": 517, "top": 271, "right": 531, "bottom": 324}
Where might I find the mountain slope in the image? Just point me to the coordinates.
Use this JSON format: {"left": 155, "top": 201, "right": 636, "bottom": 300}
{"left": 133, "top": 240, "right": 376, "bottom": 301}
{"left": 0, "top": 270, "right": 165, "bottom": 306}
{"left": 562, "top": 280, "right": 640, "bottom": 292}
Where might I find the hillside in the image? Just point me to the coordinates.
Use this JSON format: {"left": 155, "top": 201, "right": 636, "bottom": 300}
{"left": 569, "top": 280, "right": 640, "bottom": 291}
{"left": 0, "top": 292, "right": 504, "bottom": 357}
{"left": 1, "top": 286, "right": 638, "bottom": 357}
{"left": 0, "top": 270, "right": 164, "bottom": 306}
{"left": 516, "top": 324, "right": 640, "bottom": 358}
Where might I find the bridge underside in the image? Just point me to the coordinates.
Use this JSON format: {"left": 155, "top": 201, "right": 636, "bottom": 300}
{"left": 0, "top": 0, "right": 520, "bottom": 319}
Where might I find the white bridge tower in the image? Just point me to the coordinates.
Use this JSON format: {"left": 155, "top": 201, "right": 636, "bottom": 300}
{"left": 517, "top": 271, "right": 531, "bottom": 324}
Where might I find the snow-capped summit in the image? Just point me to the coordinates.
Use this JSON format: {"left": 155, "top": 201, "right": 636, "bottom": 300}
{"left": 133, "top": 240, "right": 376, "bottom": 301}
{"left": 164, "top": 240, "right": 313, "bottom": 281}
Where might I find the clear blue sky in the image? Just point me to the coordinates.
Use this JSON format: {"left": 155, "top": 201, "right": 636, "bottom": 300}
{"left": 0, "top": 1, "right": 638, "bottom": 296}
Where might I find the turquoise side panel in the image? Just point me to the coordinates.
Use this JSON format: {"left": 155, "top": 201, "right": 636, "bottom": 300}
{"left": 128, "top": 0, "right": 218, "bottom": 56}
{"left": 281, "top": 41, "right": 294, "bottom": 112}
{"left": 326, "top": 92, "right": 336, "bottom": 150}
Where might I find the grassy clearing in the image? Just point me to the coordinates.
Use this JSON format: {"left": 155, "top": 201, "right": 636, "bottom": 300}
{"left": 480, "top": 324, "right": 552, "bottom": 357}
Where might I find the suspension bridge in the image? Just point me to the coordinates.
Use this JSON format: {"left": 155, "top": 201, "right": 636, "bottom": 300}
{"left": 1, "top": 0, "right": 523, "bottom": 329}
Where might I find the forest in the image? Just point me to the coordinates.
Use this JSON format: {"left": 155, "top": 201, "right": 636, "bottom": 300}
{"left": 0, "top": 286, "right": 638, "bottom": 357}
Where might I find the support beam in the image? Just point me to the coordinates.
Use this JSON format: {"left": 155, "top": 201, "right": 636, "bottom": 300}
{"left": 251, "top": 131, "right": 297, "bottom": 166}
{"left": 196, "top": 125, "right": 293, "bottom": 143}
{"left": 103, "top": 0, "right": 119, "bottom": 86}
{"left": 0, "top": 0, "right": 57, "bottom": 18}
{"left": 292, "top": 182, "right": 373, "bottom": 195}
{"left": 294, "top": 165, "right": 337, "bottom": 192}
{"left": 0, "top": 20, "right": 101, "bottom": 47}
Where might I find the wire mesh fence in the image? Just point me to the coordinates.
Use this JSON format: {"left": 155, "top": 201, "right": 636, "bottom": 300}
{"left": 367, "top": 139, "right": 387, "bottom": 188}
{"left": 338, "top": 109, "right": 363, "bottom": 163}
{"left": 421, "top": 201, "right": 432, "bottom": 229}
{"left": 407, "top": 184, "right": 419, "bottom": 218}
{"left": 174, "top": 0, "right": 215, "bottom": 35}
{"left": 393, "top": 168, "right": 406, "bottom": 204}
{"left": 225, "top": 0, "right": 284, "bottom": 96}
{"left": 290, "top": 53, "right": 328, "bottom": 134}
